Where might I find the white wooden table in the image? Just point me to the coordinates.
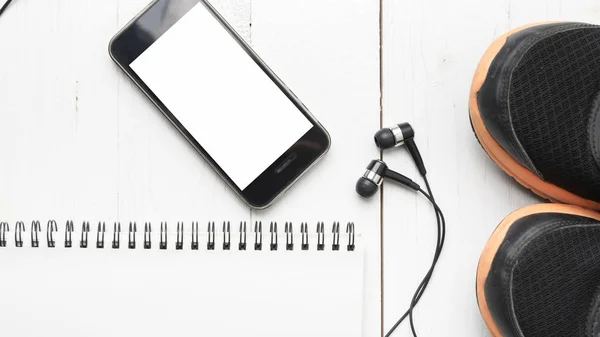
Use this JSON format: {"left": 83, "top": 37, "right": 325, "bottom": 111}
{"left": 1, "top": 0, "right": 598, "bottom": 336}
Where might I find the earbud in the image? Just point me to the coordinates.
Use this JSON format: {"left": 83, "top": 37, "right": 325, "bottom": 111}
{"left": 374, "top": 122, "right": 414, "bottom": 149}
{"left": 357, "top": 122, "right": 428, "bottom": 198}
{"left": 363, "top": 124, "right": 445, "bottom": 337}
{"left": 374, "top": 122, "right": 427, "bottom": 176}
{"left": 356, "top": 160, "right": 420, "bottom": 198}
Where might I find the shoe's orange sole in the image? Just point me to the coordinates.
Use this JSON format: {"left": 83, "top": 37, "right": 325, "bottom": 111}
{"left": 476, "top": 203, "right": 600, "bottom": 336}
{"left": 469, "top": 22, "right": 600, "bottom": 211}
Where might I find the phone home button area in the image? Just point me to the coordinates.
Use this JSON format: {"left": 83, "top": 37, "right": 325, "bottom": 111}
{"left": 275, "top": 153, "right": 298, "bottom": 174}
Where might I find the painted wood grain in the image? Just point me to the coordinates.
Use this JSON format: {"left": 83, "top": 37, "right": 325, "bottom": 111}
{"left": 0, "top": 0, "right": 380, "bottom": 335}
{"left": 6, "top": 0, "right": 597, "bottom": 335}
{"left": 0, "top": 0, "right": 252, "bottom": 227}
{"left": 250, "top": 0, "right": 381, "bottom": 335}
{"left": 381, "top": 0, "right": 600, "bottom": 336}
{"left": 0, "top": 0, "right": 122, "bottom": 225}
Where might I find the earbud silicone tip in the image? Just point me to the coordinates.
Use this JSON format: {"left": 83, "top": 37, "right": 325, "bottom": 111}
{"left": 355, "top": 177, "right": 379, "bottom": 198}
{"left": 374, "top": 129, "right": 396, "bottom": 150}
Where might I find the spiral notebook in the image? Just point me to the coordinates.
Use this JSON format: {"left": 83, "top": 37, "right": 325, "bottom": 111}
{"left": 0, "top": 220, "right": 364, "bottom": 337}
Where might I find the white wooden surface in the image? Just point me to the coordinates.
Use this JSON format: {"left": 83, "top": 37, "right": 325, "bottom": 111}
{"left": 382, "top": 0, "right": 600, "bottom": 336}
{"left": 2, "top": 0, "right": 599, "bottom": 336}
{"left": 0, "top": 0, "right": 381, "bottom": 336}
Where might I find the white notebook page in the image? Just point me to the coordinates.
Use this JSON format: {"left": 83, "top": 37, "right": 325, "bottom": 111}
{"left": 0, "top": 231, "right": 364, "bottom": 337}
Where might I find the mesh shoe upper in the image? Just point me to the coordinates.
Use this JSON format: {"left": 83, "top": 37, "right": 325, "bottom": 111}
{"left": 586, "top": 284, "right": 600, "bottom": 337}
{"left": 476, "top": 23, "right": 600, "bottom": 203}
{"left": 485, "top": 213, "right": 600, "bottom": 337}
{"left": 508, "top": 26, "right": 600, "bottom": 202}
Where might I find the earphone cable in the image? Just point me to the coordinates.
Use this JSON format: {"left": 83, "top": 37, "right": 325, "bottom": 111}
{"left": 408, "top": 185, "right": 445, "bottom": 337}
{"left": 409, "top": 176, "right": 445, "bottom": 334}
{"left": 385, "top": 193, "right": 443, "bottom": 337}
{"left": 0, "top": 0, "right": 14, "bottom": 17}
{"left": 385, "top": 174, "right": 446, "bottom": 337}
{"left": 385, "top": 180, "right": 436, "bottom": 336}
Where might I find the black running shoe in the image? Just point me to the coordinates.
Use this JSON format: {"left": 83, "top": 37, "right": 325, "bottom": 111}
{"left": 477, "top": 204, "right": 600, "bottom": 337}
{"left": 469, "top": 22, "right": 600, "bottom": 210}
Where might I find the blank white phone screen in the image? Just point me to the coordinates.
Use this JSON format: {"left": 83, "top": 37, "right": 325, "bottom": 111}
{"left": 131, "top": 2, "right": 313, "bottom": 190}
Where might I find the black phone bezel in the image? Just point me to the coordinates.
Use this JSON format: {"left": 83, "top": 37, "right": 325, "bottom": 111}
{"left": 108, "top": 0, "right": 330, "bottom": 209}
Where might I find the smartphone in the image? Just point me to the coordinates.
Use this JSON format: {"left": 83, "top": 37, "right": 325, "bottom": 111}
{"left": 109, "top": 0, "right": 330, "bottom": 209}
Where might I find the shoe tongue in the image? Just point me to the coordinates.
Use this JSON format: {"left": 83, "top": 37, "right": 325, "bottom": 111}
{"left": 587, "top": 284, "right": 600, "bottom": 337}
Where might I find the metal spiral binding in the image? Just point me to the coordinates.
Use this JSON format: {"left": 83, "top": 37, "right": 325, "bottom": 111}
{"left": 31, "top": 220, "right": 40, "bottom": 248}
{"left": 112, "top": 222, "right": 121, "bottom": 249}
{"left": 176, "top": 222, "right": 184, "bottom": 250}
{"left": 254, "top": 221, "right": 262, "bottom": 251}
{"left": 128, "top": 222, "right": 137, "bottom": 249}
{"left": 97, "top": 222, "right": 106, "bottom": 249}
{"left": 269, "top": 222, "right": 278, "bottom": 251}
{"left": 65, "top": 221, "right": 74, "bottom": 248}
{"left": 285, "top": 222, "right": 293, "bottom": 251}
{"left": 222, "top": 221, "right": 231, "bottom": 250}
{"left": 207, "top": 222, "right": 215, "bottom": 250}
{"left": 301, "top": 223, "right": 309, "bottom": 251}
{"left": 0, "top": 222, "right": 8, "bottom": 247}
{"left": 144, "top": 223, "right": 152, "bottom": 249}
{"left": 316, "top": 222, "right": 325, "bottom": 251}
{"left": 46, "top": 220, "right": 56, "bottom": 248}
{"left": 0, "top": 220, "right": 357, "bottom": 251}
{"left": 15, "top": 221, "right": 24, "bottom": 247}
{"left": 80, "top": 222, "right": 90, "bottom": 248}
{"left": 332, "top": 222, "right": 340, "bottom": 251}
{"left": 239, "top": 222, "right": 247, "bottom": 251}
{"left": 160, "top": 222, "right": 168, "bottom": 250}
{"left": 191, "top": 222, "right": 199, "bottom": 250}
{"left": 346, "top": 222, "right": 355, "bottom": 251}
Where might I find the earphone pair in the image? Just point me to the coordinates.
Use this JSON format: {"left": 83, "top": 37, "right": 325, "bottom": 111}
{"left": 357, "top": 123, "right": 446, "bottom": 337}
{"left": 356, "top": 122, "right": 426, "bottom": 197}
